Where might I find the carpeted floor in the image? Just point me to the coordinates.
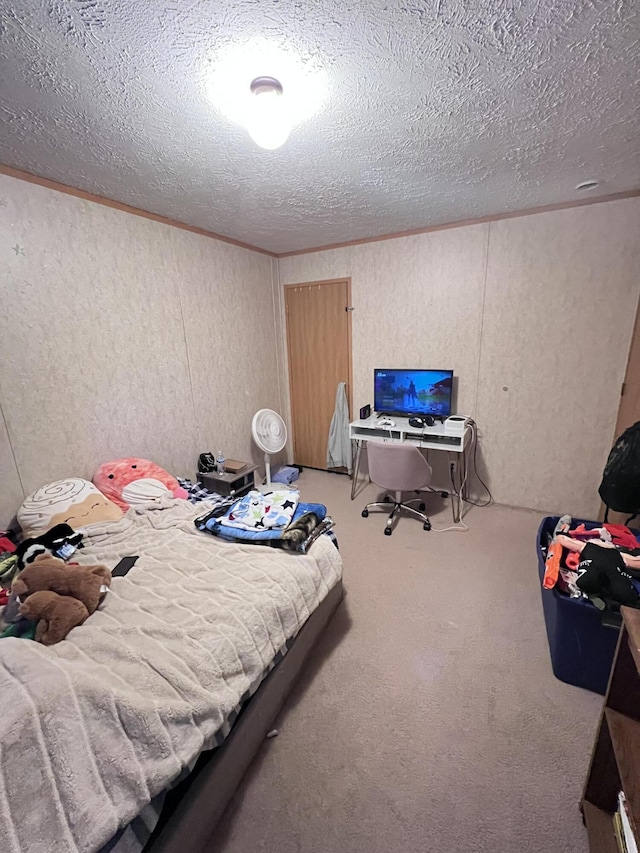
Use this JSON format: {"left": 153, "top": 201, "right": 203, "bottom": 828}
{"left": 212, "top": 469, "right": 602, "bottom": 853}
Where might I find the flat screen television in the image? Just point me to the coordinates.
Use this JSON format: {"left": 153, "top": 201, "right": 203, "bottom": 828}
{"left": 374, "top": 368, "right": 454, "bottom": 417}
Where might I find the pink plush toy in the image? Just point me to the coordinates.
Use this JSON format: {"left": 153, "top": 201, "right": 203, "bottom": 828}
{"left": 93, "top": 458, "right": 188, "bottom": 511}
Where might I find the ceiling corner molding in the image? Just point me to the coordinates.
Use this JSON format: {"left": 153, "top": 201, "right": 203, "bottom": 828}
{"left": 0, "top": 164, "right": 277, "bottom": 258}
{"left": 276, "top": 189, "right": 640, "bottom": 258}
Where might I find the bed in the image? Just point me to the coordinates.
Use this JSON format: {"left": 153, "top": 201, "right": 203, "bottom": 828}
{"left": 0, "top": 498, "right": 343, "bottom": 853}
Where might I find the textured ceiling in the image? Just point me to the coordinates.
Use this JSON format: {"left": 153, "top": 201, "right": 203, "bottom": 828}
{"left": 1, "top": 0, "right": 638, "bottom": 254}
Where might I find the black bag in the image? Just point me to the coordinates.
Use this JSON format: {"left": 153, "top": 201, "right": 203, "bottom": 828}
{"left": 599, "top": 421, "right": 640, "bottom": 515}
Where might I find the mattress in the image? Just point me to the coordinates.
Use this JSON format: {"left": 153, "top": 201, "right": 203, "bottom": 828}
{"left": 0, "top": 498, "right": 343, "bottom": 853}
{"left": 103, "top": 631, "right": 297, "bottom": 853}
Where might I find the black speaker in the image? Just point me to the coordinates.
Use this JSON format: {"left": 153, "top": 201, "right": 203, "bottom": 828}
{"left": 359, "top": 404, "right": 371, "bottom": 420}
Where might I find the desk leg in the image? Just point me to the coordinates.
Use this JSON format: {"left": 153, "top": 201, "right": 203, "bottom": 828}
{"left": 449, "top": 451, "right": 462, "bottom": 524}
{"left": 351, "top": 439, "right": 363, "bottom": 501}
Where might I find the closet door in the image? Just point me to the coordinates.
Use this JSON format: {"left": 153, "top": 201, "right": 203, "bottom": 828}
{"left": 285, "top": 279, "right": 352, "bottom": 470}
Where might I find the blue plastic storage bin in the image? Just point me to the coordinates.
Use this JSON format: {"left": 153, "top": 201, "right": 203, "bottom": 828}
{"left": 537, "top": 516, "right": 622, "bottom": 695}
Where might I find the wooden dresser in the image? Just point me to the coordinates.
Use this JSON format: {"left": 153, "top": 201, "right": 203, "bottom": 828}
{"left": 583, "top": 606, "right": 640, "bottom": 851}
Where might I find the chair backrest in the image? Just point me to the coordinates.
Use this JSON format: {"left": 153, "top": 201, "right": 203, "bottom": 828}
{"left": 366, "top": 441, "right": 433, "bottom": 493}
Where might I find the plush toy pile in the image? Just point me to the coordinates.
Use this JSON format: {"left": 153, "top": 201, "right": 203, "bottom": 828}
{"left": 0, "top": 477, "right": 123, "bottom": 644}
{"left": 12, "top": 554, "right": 111, "bottom": 645}
{"left": 2, "top": 460, "right": 194, "bottom": 645}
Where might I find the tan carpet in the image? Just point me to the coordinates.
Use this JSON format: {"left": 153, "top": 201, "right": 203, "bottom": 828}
{"left": 212, "top": 469, "right": 601, "bottom": 853}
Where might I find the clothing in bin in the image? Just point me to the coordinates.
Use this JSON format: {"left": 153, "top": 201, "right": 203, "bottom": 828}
{"left": 537, "top": 516, "right": 640, "bottom": 695}
{"left": 542, "top": 516, "right": 640, "bottom": 611}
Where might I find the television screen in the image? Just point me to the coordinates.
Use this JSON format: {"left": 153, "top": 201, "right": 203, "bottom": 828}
{"left": 374, "top": 369, "right": 454, "bottom": 417}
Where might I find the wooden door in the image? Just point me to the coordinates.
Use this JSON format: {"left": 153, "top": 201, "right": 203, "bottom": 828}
{"left": 285, "top": 279, "right": 352, "bottom": 469}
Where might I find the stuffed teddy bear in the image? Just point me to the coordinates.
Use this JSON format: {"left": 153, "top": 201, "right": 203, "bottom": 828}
{"left": 19, "top": 590, "right": 89, "bottom": 645}
{"left": 13, "top": 554, "right": 111, "bottom": 618}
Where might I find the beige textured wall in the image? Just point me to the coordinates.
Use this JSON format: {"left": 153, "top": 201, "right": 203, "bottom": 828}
{"left": 0, "top": 174, "right": 280, "bottom": 527}
{"left": 2, "top": 176, "right": 638, "bottom": 525}
{"left": 279, "top": 199, "right": 640, "bottom": 517}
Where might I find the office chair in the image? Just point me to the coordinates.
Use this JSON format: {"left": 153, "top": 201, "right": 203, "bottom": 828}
{"left": 361, "top": 441, "right": 432, "bottom": 535}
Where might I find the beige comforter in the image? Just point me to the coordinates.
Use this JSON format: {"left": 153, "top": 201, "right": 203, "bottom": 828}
{"left": 0, "top": 499, "right": 342, "bottom": 853}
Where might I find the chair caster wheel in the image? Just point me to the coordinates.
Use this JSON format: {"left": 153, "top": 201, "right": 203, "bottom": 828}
{"left": 384, "top": 527, "right": 392, "bottom": 536}
{"left": 423, "top": 521, "right": 431, "bottom": 531}
{"left": 419, "top": 502, "right": 425, "bottom": 511}
{"left": 361, "top": 509, "right": 369, "bottom": 518}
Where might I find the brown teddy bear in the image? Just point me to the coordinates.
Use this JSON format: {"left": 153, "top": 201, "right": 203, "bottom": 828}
{"left": 13, "top": 554, "right": 111, "bottom": 616}
{"left": 13, "top": 554, "right": 112, "bottom": 644}
{"left": 19, "top": 591, "right": 89, "bottom": 645}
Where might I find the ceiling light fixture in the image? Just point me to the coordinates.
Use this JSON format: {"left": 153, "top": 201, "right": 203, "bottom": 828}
{"left": 206, "top": 39, "right": 326, "bottom": 150}
{"left": 246, "top": 76, "right": 290, "bottom": 150}
{"left": 576, "top": 179, "right": 599, "bottom": 191}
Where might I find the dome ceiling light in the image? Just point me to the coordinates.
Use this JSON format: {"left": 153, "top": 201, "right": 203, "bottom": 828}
{"left": 206, "top": 39, "right": 326, "bottom": 154}
{"left": 246, "top": 76, "right": 290, "bottom": 150}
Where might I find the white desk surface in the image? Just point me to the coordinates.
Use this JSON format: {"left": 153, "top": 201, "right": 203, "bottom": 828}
{"left": 349, "top": 414, "right": 469, "bottom": 452}
{"left": 350, "top": 414, "right": 457, "bottom": 436}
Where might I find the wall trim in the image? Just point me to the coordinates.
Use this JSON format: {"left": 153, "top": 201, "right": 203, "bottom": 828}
{"left": 3, "top": 163, "right": 638, "bottom": 260}
{"left": 0, "top": 164, "right": 277, "bottom": 258}
{"left": 277, "top": 189, "right": 640, "bottom": 258}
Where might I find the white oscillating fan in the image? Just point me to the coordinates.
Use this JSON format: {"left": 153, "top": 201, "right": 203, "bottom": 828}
{"left": 251, "top": 408, "right": 288, "bottom": 489}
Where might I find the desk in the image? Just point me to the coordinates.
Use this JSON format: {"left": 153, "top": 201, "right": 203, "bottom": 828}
{"left": 349, "top": 415, "right": 470, "bottom": 523}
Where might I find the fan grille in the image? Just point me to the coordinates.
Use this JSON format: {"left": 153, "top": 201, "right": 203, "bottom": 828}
{"left": 252, "top": 409, "right": 287, "bottom": 453}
